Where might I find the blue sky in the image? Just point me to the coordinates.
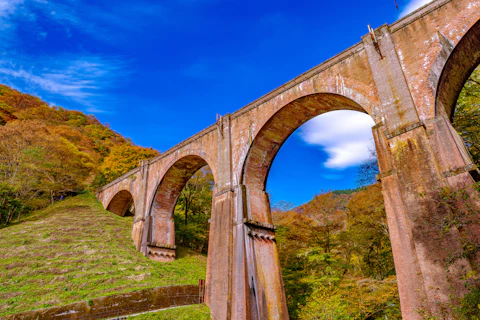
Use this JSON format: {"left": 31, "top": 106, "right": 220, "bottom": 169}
{"left": 0, "top": 0, "right": 431, "bottom": 205}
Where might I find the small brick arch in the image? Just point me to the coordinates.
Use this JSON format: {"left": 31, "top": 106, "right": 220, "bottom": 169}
{"left": 150, "top": 155, "right": 211, "bottom": 219}
{"left": 436, "top": 18, "right": 480, "bottom": 119}
{"left": 106, "top": 190, "right": 135, "bottom": 217}
{"left": 146, "top": 154, "right": 215, "bottom": 262}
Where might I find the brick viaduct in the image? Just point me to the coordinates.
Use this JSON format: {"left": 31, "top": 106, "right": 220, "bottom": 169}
{"left": 96, "top": 0, "right": 480, "bottom": 318}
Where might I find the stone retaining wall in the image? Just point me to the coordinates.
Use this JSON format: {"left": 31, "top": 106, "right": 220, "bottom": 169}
{"left": 2, "top": 284, "right": 204, "bottom": 320}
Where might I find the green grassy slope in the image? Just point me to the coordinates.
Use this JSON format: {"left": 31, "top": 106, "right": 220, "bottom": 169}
{"left": 0, "top": 194, "right": 207, "bottom": 316}
{"left": 128, "top": 304, "right": 211, "bottom": 319}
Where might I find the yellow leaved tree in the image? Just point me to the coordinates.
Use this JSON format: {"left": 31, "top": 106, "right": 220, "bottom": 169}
{"left": 99, "top": 144, "right": 159, "bottom": 184}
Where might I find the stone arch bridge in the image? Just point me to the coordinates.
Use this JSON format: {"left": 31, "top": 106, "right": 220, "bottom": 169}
{"left": 97, "top": 0, "right": 480, "bottom": 318}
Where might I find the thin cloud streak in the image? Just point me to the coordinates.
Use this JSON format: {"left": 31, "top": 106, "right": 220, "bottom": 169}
{"left": 0, "top": 0, "right": 167, "bottom": 45}
{"left": 299, "top": 110, "right": 375, "bottom": 169}
{"left": 399, "top": 0, "right": 432, "bottom": 18}
{"left": 0, "top": 0, "right": 141, "bottom": 112}
{"left": 0, "top": 55, "right": 129, "bottom": 110}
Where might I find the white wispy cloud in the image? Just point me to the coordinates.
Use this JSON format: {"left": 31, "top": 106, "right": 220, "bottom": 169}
{"left": 0, "top": 0, "right": 23, "bottom": 17}
{"left": 0, "top": 0, "right": 279, "bottom": 113}
{"left": 0, "top": 55, "right": 128, "bottom": 111}
{"left": 0, "top": 0, "right": 146, "bottom": 112}
{"left": 399, "top": 0, "right": 433, "bottom": 18}
{"left": 0, "top": 0, "right": 168, "bottom": 45}
{"left": 299, "top": 110, "right": 375, "bottom": 169}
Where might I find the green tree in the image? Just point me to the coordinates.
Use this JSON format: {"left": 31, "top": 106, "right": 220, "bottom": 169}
{"left": 0, "top": 121, "right": 96, "bottom": 206}
{"left": 304, "top": 192, "right": 348, "bottom": 254}
{"left": 345, "top": 183, "right": 394, "bottom": 280}
{"left": 453, "top": 66, "right": 480, "bottom": 166}
{"left": 0, "top": 183, "right": 23, "bottom": 226}
{"left": 174, "top": 167, "right": 213, "bottom": 253}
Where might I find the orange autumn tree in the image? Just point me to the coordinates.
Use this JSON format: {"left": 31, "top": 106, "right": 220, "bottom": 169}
{"left": 0, "top": 84, "right": 160, "bottom": 225}
{"left": 303, "top": 192, "right": 348, "bottom": 254}
{"left": 273, "top": 185, "right": 400, "bottom": 319}
{"left": 99, "top": 144, "right": 159, "bottom": 183}
{"left": 0, "top": 121, "right": 95, "bottom": 212}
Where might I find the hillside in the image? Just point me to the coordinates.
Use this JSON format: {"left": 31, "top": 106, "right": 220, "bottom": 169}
{"left": 0, "top": 194, "right": 207, "bottom": 317}
{"left": 0, "top": 84, "right": 159, "bottom": 227}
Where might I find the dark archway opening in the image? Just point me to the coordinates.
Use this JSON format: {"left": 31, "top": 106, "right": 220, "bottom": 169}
{"left": 106, "top": 190, "right": 135, "bottom": 217}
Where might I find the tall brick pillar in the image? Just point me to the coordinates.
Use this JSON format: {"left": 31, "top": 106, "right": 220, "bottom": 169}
{"left": 229, "top": 181, "right": 289, "bottom": 320}
{"left": 207, "top": 114, "right": 289, "bottom": 319}
{"left": 206, "top": 115, "right": 234, "bottom": 319}
{"left": 241, "top": 185, "right": 288, "bottom": 320}
{"left": 133, "top": 161, "right": 149, "bottom": 252}
{"left": 364, "top": 26, "right": 478, "bottom": 318}
{"left": 207, "top": 187, "right": 234, "bottom": 319}
{"left": 140, "top": 161, "right": 152, "bottom": 257}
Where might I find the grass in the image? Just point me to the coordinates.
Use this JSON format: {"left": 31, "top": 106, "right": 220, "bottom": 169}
{"left": 128, "top": 304, "right": 211, "bottom": 319}
{"left": 0, "top": 193, "right": 207, "bottom": 316}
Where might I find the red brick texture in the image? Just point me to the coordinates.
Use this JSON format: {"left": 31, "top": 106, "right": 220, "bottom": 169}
{"left": 96, "top": 1, "right": 480, "bottom": 318}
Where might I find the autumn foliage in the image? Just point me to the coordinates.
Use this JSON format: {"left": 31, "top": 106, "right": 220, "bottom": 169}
{"left": 0, "top": 84, "right": 159, "bottom": 226}
{"left": 100, "top": 144, "right": 158, "bottom": 184}
{"left": 273, "top": 184, "right": 400, "bottom": 319}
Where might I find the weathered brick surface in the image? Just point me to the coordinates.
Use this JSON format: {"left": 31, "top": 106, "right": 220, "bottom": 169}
{"left": 2, "top": 285, "right": 201, "bottom": 320}
{"left": 96, "top": 0, "right": 480, "bottom": 318}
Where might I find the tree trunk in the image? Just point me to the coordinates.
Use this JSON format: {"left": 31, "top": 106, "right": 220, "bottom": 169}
{"left": 6, "top": 207, "right": 14, "bottom": 225}
{"left": 184, "top": 199, "right": 189, "bottom": 226}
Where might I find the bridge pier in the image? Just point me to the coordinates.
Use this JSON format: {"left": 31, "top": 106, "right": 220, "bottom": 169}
{"left": 366, "top": 25, "right": 479, "bottom": 318}
{"left": 373, "top": 122, "right": 478, "bottom": 318}
{"left": 147, "top": 216, "right": 176, "bottom": 262}
{"left": 207, "top": 113, "right": 289, "bottom": 319}
{"left": 243, "top": 185, "right": 288, "bottom": 320}
{"left": 206, "top": 188, "right": 234, "bottom": 320}
{"left": 208, "top": 183, "right": 289, "bottom": 320}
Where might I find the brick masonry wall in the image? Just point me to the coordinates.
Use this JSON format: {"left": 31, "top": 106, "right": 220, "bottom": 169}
{"left": 1, "top": 284, "right": 204, "bottom": 320}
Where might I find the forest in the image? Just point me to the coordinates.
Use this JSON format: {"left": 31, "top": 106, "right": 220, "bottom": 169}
{"left": 0, "top": 85, "right": 158, "bottom": 226}
{"left": 1, "top": 66, "right": 480, "bottom": 318}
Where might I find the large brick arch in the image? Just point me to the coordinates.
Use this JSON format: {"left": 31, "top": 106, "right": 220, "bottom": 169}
{"left": 237, "top": 92, "right": 373, "bottom": 319}
{"left": 232, "top": 73, "right": 380, "bottom": 186}
{"left": 106, "top": 189, "right": 135, "bottom": 217}
{"left": 145, "top": 153, "right": 215, "bottom": 262}
{"left": 242, "top": 92, "right": 372, "bottom": 194}
{"left": 436, "top": 18, "right": 480, "bottom": 119}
